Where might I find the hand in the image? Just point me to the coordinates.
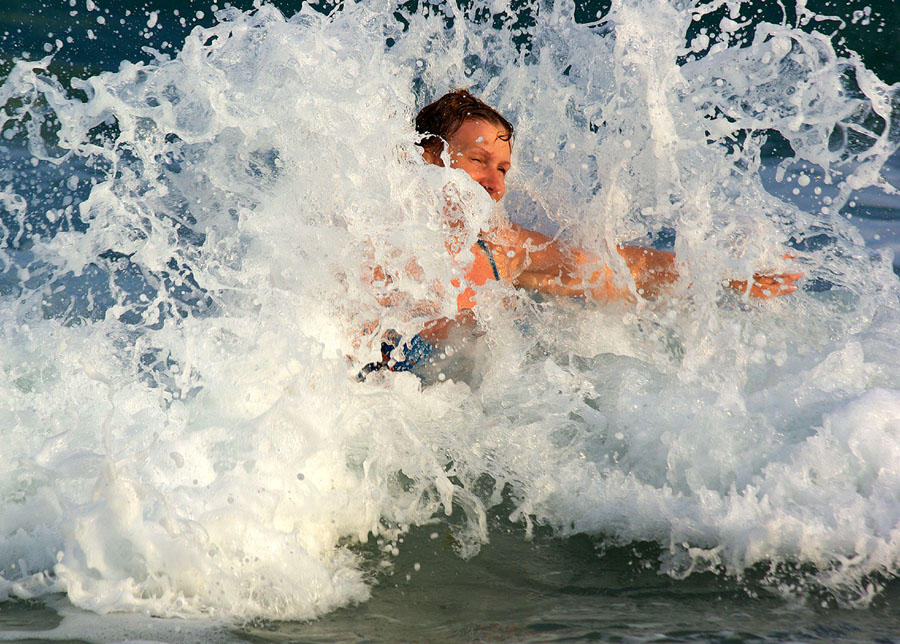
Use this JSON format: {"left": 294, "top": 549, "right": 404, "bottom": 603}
{"left": 727, "top": 271, "right": 803, "bottom": 298}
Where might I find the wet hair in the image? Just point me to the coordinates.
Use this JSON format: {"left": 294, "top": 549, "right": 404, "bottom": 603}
{"left": 415, "top": 89, "right": 514, "bottom": 157}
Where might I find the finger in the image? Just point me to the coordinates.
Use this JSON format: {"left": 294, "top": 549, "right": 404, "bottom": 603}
{"left": 753, "top": 272, "right": 803, "bottom": 282}
{"left": 750, "top": 281, "right": 797, "bottom": 297}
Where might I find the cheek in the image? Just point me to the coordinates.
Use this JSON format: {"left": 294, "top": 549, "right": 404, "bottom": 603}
{"left": 453, "top": 161, "right": 480, "bottom": 181}
{"left": 452, "top": 158, "right": 470, "bottom": 172}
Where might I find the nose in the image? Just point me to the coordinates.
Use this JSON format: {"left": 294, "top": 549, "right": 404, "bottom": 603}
{"left": 480, "top": 169, "right": 505, "bottom": 201}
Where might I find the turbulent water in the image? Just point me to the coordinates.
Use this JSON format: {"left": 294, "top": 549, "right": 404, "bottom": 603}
{"left": 1, "top": 0, "right": 899, "bottom": 636}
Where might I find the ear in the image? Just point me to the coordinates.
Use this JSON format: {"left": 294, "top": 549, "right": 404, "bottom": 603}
{"left": 422, "top": 144, "right": 445, "bottom": 167}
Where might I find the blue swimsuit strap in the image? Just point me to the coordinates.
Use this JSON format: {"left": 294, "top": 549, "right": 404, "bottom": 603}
{"left": 477, "top": 239, "right": 501, "bottom": 281}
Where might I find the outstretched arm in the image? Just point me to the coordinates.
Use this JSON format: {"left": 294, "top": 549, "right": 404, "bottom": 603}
{"left": 510, "top": 245, "right": 677, "bottom": 301}
{"left": 483, "top": 223, "right": 677, "bottom": 301}
{"left": 485, "top": 224, "right": 799, "bottom": 301}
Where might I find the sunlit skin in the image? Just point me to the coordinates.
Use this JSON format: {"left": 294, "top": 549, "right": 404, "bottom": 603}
{"left": 411, "top": 118, "right": 801, "bottom": 342}
{"left": 422, "top": 119, "right": 511, "bottom": 201}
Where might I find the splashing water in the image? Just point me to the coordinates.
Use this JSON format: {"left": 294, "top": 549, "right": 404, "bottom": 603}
{"left": 0, "top": 0, "right": 899, "bottom": 620}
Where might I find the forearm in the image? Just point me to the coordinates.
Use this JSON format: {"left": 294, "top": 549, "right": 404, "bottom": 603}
{"left": 615, "top": 246, "right": 678, "bottom": 298}
{"left": 512, "top": 245, "right": 676, "bottom": 301}
{"left": 513, "top": 265, "right": 634, "bottom": 302}
{"left": 615, "top": 246, "right": 800, "bottom": 298}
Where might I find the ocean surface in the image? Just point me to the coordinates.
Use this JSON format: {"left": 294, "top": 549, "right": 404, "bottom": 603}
{"left": 1, "top": 0, "right": 900, "bottom": 642}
